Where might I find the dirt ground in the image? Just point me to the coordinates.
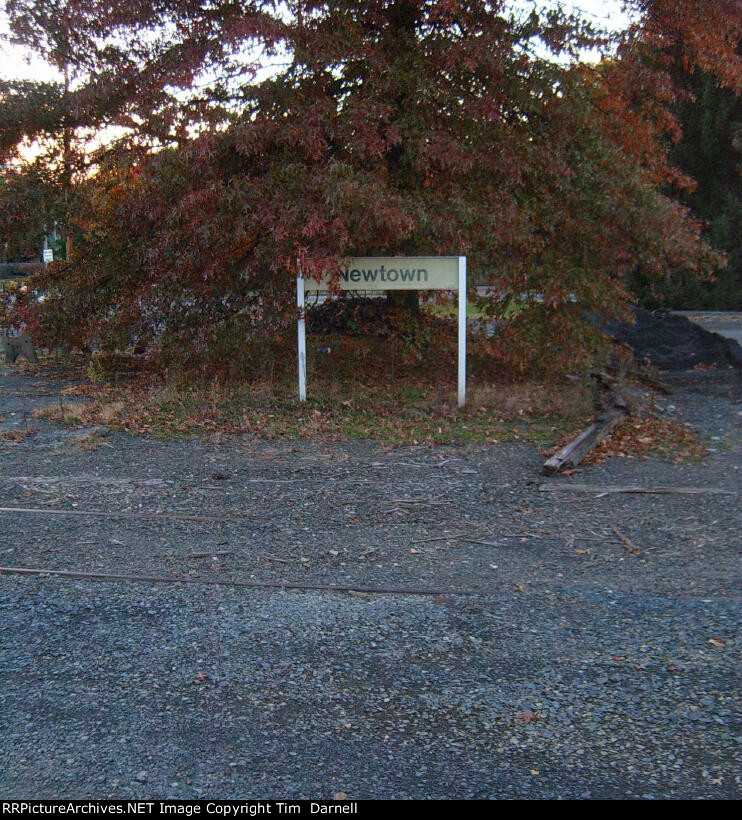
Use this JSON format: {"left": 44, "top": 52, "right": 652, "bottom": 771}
{"left": 0, "top": 314, "right": 740, "bottom": 799}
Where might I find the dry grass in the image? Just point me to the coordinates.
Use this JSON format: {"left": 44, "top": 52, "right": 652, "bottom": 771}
{"left": 98, "top": 400, "right": 126, "bottom": 425}
{"left": 20, "top": 338, "right": 707, "bottom": 462}
{"left": 1, "top": 428, "right": 36, "bottom": 442}
{"left": 33, "top": 400, "right": 90, "bottom": 425}
{"left": 468, "top": 382, "right": 593, "bottom": 421}
{"left": 74, "top": 430, "right": 110, "bottom": 451}
{"left": 43, "top": 370, "right": 706, "bottom": 465}
{"left": 37, "top": 369, "right": 594, "bottom": 448}
{"left": 20, "top": 334, "right": 597, "bottom": 446}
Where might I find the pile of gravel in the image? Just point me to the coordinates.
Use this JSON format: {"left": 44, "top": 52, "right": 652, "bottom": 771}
{"left": 604, "top": 306, "right": 742, "bottom": 372}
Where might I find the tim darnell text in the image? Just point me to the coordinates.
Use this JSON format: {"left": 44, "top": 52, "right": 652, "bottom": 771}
{"left": 161, "top": 805, "right": 357, "bottom": 816}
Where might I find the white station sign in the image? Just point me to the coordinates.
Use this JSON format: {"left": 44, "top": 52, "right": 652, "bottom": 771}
{"left": 309, "top": 256, "right": 460, "bottom": 292}
{"left": 297, "top": 256, "right": 467, "bottom": 408}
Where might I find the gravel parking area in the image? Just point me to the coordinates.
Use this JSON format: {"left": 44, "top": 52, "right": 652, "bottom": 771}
{"left": 0, "top": 355, "right": 740, "bottom": 799}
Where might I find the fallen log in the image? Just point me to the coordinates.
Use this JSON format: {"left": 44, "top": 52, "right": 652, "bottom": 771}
{"left": 542, "top": 396, "right": 627, "bottom": 476}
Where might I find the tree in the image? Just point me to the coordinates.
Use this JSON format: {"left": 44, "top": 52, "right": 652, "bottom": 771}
{"left": 664, "top": 54, "right": 741, "bottom": 308}
{"left": 0, "top": 162, "right": 53, "bottom": 260}
{"left": 2, "top": 1, "right": 740, "bottom": 375}
{"left": 2, "top": 0, "right": 277, "bottom": 261}
{"left": 606, "top": 3, "right": 741, "bottom": 309}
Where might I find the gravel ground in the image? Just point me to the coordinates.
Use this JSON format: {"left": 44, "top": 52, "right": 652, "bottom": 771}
{"left": 0, "top": 350, "right": 740, "bottom": 798}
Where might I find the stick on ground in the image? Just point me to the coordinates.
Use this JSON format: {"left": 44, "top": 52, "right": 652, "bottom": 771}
{"left": 0, "top": 506, "right": 267, "bottom": 523}
{"left": 612, "top": 527, "right": 642, "bottom": 555}
{"left": 0, "top": 565, "right": 472, "bottom": 597}
{"left": 539, "top": 484, "right": 735, "bottom": 496}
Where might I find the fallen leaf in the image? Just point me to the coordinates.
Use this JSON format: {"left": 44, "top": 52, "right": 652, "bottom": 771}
{"left": 707, "top": 637, "right": 726, "bottom": 648}
{"left": 334, "top": 792, "right": 347, "bottom": 801}
{"left": 515, "top": 711, "right": 540, "bottom": 724}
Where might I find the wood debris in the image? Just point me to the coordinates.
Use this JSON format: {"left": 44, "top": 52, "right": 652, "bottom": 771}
{"left": 460, "top": 538, "right": 503, "bottom": 548}
{"left": 542, "top": 392, "right": 627, "bottom": 476}
{"left": 0, "top": 565, "right": 471, "bottom": 597}
{"left": 539, "top": 484, "right": 735, "bottom": 496}
{"left": 612, "top": 527, "right": 642, "bottom": 555}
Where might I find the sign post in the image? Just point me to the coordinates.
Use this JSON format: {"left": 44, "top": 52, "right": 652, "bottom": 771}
{"left": 298, "top": 255, "right": 466, "bottom": 407}
{"left": 297, "top": 268, "right": 307, "bottom": 402}
{"left": 458, "top": 255, "right": 466, "bottom": 409}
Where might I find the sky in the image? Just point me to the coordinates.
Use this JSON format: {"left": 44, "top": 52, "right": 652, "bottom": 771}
{"left": 0, "top": 1, "right": 636, "bottom": 84}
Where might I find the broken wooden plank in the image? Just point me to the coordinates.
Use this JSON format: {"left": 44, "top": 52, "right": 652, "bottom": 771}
{"left": 542, "top": 402, "right": 626, "bottom": 476}
{"left": 539, "top": 484, "right": 736, "bottom": 496}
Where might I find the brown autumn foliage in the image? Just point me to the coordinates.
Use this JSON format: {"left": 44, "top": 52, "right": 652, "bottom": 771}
{"left": 0, "top": 1, "right": 739, "bottom": 380}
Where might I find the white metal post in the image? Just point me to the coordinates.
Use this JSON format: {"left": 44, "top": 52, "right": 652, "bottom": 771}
{"left": 297, "top": 272, "right": 307, "bottom": 402}
{"left": 458, "top": 256, "right": 466, "bottom": 408}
